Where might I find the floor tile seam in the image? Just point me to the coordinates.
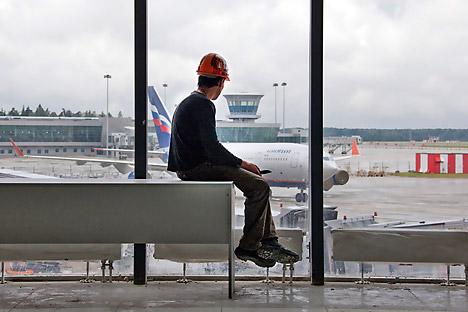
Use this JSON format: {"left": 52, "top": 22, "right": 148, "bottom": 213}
{"left": 7, "top": 287, "right": 36, "bottom": 312}
{"left": 405, "top": 288, "right": 428, "bottom": 307}
{"left": 113, "top": 298, "right": 123, "bottom": 312}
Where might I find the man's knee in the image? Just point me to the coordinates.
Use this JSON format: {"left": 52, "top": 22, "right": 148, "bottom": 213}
{"left": 234, "top": 170, "right": 270, "bottom": 195}
{"left": 255, "top": 177, "right": 271, "bottom": 195}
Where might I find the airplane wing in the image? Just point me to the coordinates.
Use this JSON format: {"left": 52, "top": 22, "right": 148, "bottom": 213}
{"left": 9, "top": 139, "right": 167, "bottom": 174}
{"left": 147, "top": 161, "right": 168, "bottom": 171}
{"left": 333, "top": 155, "right": 353, "bottom": 162}
{"left": 93, "top": 147, "right": 166, "bottom": 156}
{"left": 332, "top": 140, "right": 360, "bottom": 162}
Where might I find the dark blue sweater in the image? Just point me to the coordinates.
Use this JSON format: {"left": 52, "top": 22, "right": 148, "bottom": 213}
{"left": 167, "top": 91, "right": 242, "bottom": 172}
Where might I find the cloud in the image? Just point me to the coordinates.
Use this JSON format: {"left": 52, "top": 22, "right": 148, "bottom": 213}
{"left": 324, "top": 0, "right": 468, "bottom": 128}
{"left": 0, "top": 0, "right": 467, "bottom": 128}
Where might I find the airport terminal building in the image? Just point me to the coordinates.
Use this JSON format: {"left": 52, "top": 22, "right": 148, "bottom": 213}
{"left": 0, "top": 116, "right": 133, "bottom": 155}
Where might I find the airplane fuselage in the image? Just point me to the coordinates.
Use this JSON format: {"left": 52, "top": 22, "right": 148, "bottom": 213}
{"left": 224, "top": 142, "right": 342, "bottom": 190}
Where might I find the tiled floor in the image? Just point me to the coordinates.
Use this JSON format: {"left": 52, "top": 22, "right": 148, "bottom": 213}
{"left": 0, "top": 281, "right": 467, "bottom": 311}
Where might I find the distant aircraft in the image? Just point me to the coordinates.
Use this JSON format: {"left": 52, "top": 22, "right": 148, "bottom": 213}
{"left": 0, "top": 168, "right": 59, "bottom": 179}
{"left": 8, "top": 138, "right": 168, "bottom": 179}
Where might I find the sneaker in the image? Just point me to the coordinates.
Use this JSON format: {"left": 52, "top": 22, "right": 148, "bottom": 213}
{"left": 257, "top": 238, "right": 300, "bottom": 264}
{"left": 234, "top": 247, "right": 276, "bottom": 268}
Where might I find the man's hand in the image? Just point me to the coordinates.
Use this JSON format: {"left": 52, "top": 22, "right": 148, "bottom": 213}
{"left": 241, "top": 160, "right": 261, "bottom": 176}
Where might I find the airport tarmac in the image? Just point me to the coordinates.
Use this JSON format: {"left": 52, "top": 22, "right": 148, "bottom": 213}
{"left": 269, "top": 175, "right": 468, "bottom": 223}
{"left": 323, "top": 176, "right": 468, "bottom": 222}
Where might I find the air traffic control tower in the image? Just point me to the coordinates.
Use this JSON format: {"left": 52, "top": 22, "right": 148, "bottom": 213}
{"left": 217, "top": 93, "right": 279, "bottom": 142}
{"left": 223, "top": 93, "right": 263, "bottom": 123}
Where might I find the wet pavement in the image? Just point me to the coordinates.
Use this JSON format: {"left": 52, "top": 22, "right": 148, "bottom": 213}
{"left": 324, "top": 176, "right": 468, "bottom": 222}
{"left": 0, "top": 281, "right": 467, "bottom": 311}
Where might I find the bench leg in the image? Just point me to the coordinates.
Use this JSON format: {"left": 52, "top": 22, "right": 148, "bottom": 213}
{"left": 289, "top": 263, "right": 295, "bottom": 285}
{"left": 109, "top": 261, "right": 113, "bottom": 283}
{"left": 1, "top": 262, "right": 5, "bottom": 284}
{"left": 355, "top": 262, "right": 370, "bottom": 285}
{"left": 228, "top": 242, "right": 235, "bottom": 299}
{"left": 262, "top": 267, "right": 273, "bottom": 284}
{"left": 441, "top": 265, "right": 456, "bottom": 287}
{"left": 80, "top": 261, "right": 94, "bottom": 283}
{"left": 101, "top": 260, "right": 107, "bottom": 283}
{"left": 177, "top": 263, "right": 192, "bottom": 284}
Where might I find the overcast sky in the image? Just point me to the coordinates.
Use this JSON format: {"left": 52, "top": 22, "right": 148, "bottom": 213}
{"left": 1, "top": 0, "right": 468, "bottom": 128}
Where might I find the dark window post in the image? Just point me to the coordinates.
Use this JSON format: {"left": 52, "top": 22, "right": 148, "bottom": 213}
{"left": 309, "top": 0, "right": 324, "bottom": 285}
{"left": 134, "top": 0, "right": 148, "bottom": 285}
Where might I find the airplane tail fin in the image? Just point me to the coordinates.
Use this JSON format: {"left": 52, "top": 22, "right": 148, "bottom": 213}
{"left": 147, "top": 86, "right": 171, "bottom": 151}
{"left": 9, "top": 138, "right": 25, "bottom": 157}
{"left": 148, "top": 86, "right": 172, "bottom": 122}
{"left": 351, "top": 139, "right": 360, "bottom": 156}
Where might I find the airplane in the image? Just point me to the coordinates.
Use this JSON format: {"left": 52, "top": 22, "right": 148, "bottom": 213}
{"left": 98, "top": 86, "right": 358, "bottom": 202}
{"left": 145, "top": 86, "right": 357, "bottom": 202}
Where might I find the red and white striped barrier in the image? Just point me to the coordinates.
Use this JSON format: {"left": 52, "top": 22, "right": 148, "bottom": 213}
{"left": 416, "top": 153, "right": 468, "bottom": 174}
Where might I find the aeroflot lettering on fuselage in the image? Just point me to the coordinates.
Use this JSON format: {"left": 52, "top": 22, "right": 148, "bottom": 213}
{"left": 266, "top": 149, "right": 292, "bottom": 154}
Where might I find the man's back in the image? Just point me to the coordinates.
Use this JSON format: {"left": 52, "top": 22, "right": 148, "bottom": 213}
{"left": 167, "top": 91, "right": 241, "bottom": 172}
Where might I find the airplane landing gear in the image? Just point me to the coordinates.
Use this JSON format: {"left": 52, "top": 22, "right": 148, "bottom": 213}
{"left": 295, "top": 190, "right": 308, "bottom": 203}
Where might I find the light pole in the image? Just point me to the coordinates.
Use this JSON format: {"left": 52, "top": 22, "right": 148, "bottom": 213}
{"left": 281, "top": 82, "right": 287, "bottom": 130}
{"left": 273, "top": 83, "right": 278, "bottom": 125}
{"left": 162, "top": 83, "right": 168, "bottom": 104}
{"left": 104, "top": 74, "right": 112, "bottom": 155}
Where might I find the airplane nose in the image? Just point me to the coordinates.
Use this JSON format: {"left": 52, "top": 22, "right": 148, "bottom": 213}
{"left": 333, "top": 169, "right": 349, "bottom": 185}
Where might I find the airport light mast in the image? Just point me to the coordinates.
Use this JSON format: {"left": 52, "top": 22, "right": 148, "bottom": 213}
{"left": 281, "top": 82, "right": 287, "bottom": 130}
{"left": 104, "top": 74, "right": 112, "bottom": 156}
{"left": 273, "top": 83, "right": 278, "bottom": 124}
{"left": 162, "top": 83, "right": 168, "bottom": 104}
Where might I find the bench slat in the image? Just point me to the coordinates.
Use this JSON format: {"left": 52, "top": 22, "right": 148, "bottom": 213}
{"left": 0, "top": 182, "right": 234, "bottom": 245}
{"left": 332, "top": 229, "right": 468, "bottom": 264}
{"left": 0, "top": 244, "right": 121, "bottom": 261}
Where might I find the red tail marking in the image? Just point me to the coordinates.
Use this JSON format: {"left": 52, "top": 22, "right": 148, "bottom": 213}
{"left": 351, "top": 139, "right": 360, "bottom": 156}
{"left": 8, "top": 138, "right": 25, "bottom": 157}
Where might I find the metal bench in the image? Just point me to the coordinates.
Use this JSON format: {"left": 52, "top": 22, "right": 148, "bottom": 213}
{"left": 0, "top": 244, "right": 121, "bottom": 283}
{"left": 332, "top": 228, "right": 468, "bottom": 285}
{"left": 0, "top": 180, "right": 236, "bottom": 298}
{"left": 154, "top": 228, "right": 304, "bottom": 284}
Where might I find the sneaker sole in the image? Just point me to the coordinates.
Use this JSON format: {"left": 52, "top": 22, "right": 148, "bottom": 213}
{"left": 235, "top": 254, "right": 276, "bottom": 268}
{"left": 257, "top": 247, "right": 299, "bottom": 264}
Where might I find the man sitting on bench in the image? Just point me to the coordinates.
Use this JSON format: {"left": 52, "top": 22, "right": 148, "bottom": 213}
{"left": 167, "top": 53, "right": 299, "bottom": 268}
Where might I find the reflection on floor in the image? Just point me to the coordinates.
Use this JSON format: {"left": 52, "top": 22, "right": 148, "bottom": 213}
{"left": 0, "top": 281, "right": 467, "bottom": 311}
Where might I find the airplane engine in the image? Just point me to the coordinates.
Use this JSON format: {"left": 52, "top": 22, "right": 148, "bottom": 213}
{"left": 128, "top": 171, "right": 153, "bottom": 179}
{"left": 333, "top": 169, "right": 349, "bottom": 185}
{"left": 323, "top": 178, "right": 334, "bottom": 191}
{"left": 113, "top": 163, "right": 132, "bottom": 174}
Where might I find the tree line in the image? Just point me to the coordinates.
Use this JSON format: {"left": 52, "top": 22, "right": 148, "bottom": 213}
{"left": 0, "top": 104, "right": 124, "bottom": 118}
{"left": 324, "top": 128, "right": 468, "bottom": 142}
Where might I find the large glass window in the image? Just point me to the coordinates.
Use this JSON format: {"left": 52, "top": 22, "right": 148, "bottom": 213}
{"left": 0, "top": 0, "right": 133, "bottom": 278}
{"left": 4, "top": 0, "right": 465, "bottom": 285}
{"left": 320, "top": 1, "right": 468, "bottom": 281}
